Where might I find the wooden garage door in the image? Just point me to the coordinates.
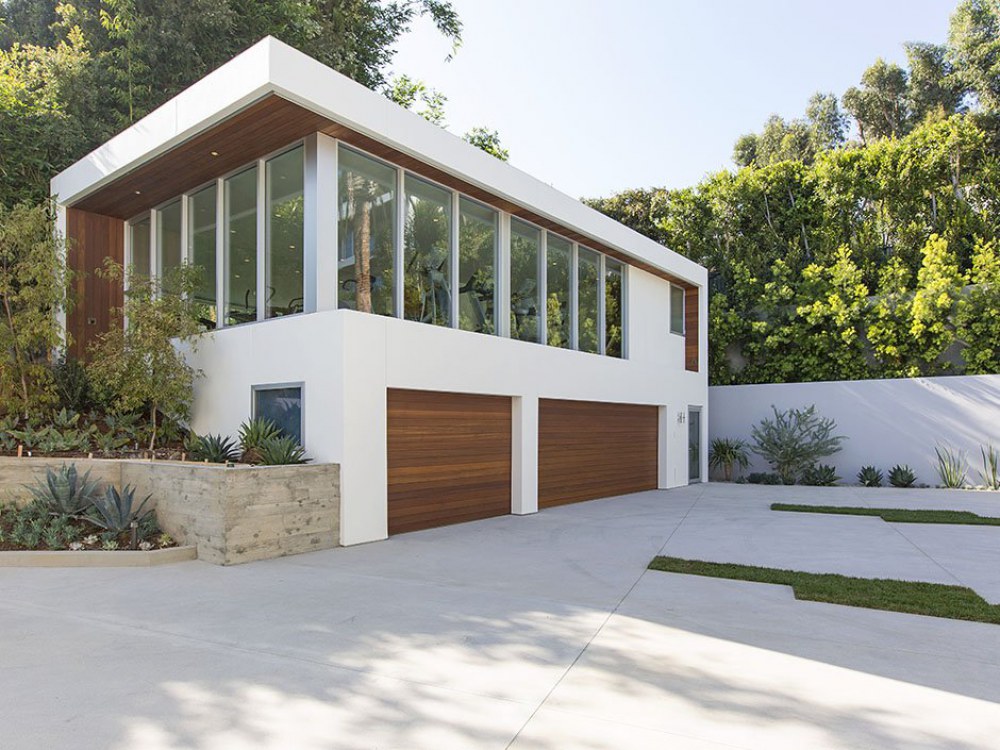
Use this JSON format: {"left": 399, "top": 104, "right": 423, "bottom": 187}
{"left": 538, "top": 399, "right": 658, "bottom": 508}
{"left": 387, "top": 389, "right": 512, "bottom": 535}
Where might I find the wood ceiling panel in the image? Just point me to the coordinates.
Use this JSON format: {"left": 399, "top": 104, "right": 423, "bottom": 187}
{"left": 72, "top": 94, "right": 692, "bottom": 288}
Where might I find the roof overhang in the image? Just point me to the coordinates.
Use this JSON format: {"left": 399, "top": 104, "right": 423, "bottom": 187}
{"left": 52, "top": 37, "right": 705, "bottom": 286}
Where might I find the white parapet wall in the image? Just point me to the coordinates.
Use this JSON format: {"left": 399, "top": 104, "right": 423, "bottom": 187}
{"left": 709, "top": 375, "right": 1000, "bottom": 486}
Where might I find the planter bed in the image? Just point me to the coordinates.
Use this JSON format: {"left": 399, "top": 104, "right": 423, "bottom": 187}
{"left": 0, "top": 545, "right": 197, "bottom": 567}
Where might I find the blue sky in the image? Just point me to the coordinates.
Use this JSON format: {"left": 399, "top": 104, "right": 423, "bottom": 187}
{"left": 391, "top": 0, "right": 956, "bottom": 198}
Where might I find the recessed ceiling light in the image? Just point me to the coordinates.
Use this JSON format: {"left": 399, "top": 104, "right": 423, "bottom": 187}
{"left": 210, "top": 151, "right": 219, "bottom": 157}
{"left": 134, "top": 190, "right": 141, "bottom": 195}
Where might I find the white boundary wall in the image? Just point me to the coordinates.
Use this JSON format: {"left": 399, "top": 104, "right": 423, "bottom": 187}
{"left": 709, "top": 375, "right": 1000, "bottom": 486}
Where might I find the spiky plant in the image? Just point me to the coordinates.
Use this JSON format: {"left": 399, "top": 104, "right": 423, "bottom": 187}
{"left": 26, "top": 464, "right": 100, "bottom": 517}
{"left": 979, "top": 444, "right": 1000, "bottom": 490}
{"left": 857, "top": 465, "right": 883, "bottom": 487}
{"left": 238, "top": 418, "right": 282, "bottom": 464}
{"left": 935, "top": 445, "right": 967, "bottom": 489}
{"left": 191, "top": 433, "right": 240, "bottom": 463}
{"left": 888, "top": 464, "right": 917, "bottom": 488}
{"left": 708, "top": 437, "right": 750, "bottom": 481}
{"left": 87, "top": 484, "right": 153, "bottom": 537}
{"left": 801, "top": 464, "right": 839, "bottom": 486}
{"left": 257, "top": 436, "right": 309, "bottom": 465}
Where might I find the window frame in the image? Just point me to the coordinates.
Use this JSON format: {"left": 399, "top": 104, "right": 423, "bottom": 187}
{"left": 251, "top": 381, "right": 305, "bottom": 447}
{"left": 669, "top": 283, "right": 685, "bottom": 336}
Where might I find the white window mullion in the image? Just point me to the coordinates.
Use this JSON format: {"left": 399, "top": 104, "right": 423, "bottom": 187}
{"left": 394, "top": 168, "right": 405, "bottom": 318}
{"left": 621, "top": 265, "right": 630, "bottom": 358}
{"left": 598, "top": 253, "right": 606, "bottom": 356}
{"left": 498, "top": 212, "right": 511, "bottom": 338}
{"left": 180, "top": 196, "right": 191, "bottom": 265}
{"left": 538, "top": 230, "right": 548, "bottom": 346}
{"left": 570, "top": 242, "right": 579, "bottom": 350}
{"left": 256, "top": 160, "right": 267, "bottom": 321}
{"left": 215, "top": 178, "right": 226, "bottom": 329}
{"left": 450, "top": 191, "right": 460, "bottom": 328}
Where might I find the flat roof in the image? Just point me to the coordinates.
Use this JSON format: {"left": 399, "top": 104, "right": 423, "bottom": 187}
{"left": 51, "top": 37, "right": 705, "bottom": 286}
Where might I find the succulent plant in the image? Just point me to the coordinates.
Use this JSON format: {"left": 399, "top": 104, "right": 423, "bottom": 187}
{"left": 87, "top": 484, "right": 152, "bottom": 535}
{"left": 257, "top": 436, "right": 309, "bottom": 465}
{"left": 26, "top": 464, "right": 100, "bottom": 517}
{"left": 238, "top": 418, "right": 282, "bottom": 464}
{"left": 190, "top": 433, "right": 240, "bottom": 463}
{"left": 888, "top": 464, "right": 917, "bottom": 488}
{"left": 801, "top": 464, "right": 839, "bottom": 486}
{"left": 857, "top": 465, "right": 883, "bottom": 487}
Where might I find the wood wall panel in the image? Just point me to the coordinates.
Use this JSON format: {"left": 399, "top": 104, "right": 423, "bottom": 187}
{"left": 684, "top": 287, "right": 699, "bottom": 372}
{"left": 538, "top": 399, "right": 658, "bottom": 509}
{"left": 66, "top": 208, "right": 124, "bottom": 360}
{"left": 387, "top": 389, "right": 511, "bottom": 535}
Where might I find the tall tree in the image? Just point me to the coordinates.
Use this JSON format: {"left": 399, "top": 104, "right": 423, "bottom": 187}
{"left": 843, "top": 58, "right": 910, "bottom": 143}
{"left": 949, "top": 0, "right": 1000, "bottom": 111}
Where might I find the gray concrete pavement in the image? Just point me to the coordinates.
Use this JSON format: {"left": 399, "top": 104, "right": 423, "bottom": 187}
{"left": 2, "top": 483, "right": 999, "bottom": 749}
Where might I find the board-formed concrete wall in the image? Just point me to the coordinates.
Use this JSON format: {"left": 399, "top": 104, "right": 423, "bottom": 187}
{"left": 0, "top": 458, "right": 340, "bottom": 564}
{"left": 709, "top": 374, "right": 1000, "bottom": 486}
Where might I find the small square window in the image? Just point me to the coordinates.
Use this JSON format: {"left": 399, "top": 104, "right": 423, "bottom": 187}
{"left": 670, "top": 285, "right": 685, "bottom": 335}
{"left": 253, "top": 385, "right": 303, "bottom": 446}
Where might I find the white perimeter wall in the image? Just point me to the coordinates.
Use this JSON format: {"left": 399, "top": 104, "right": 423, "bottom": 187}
{"left": 187, "top": 265, "right": 708, "bottom": 545}
{"left": 709, "top": 375, "right": 1000, "bottom": 485}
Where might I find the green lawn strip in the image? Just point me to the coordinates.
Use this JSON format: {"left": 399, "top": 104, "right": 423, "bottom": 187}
{"left": 770, "top": 503, "right": 1000, "bottom": 526}
{"left": 648, "top": 556, "right": 1000, "bottom": 625}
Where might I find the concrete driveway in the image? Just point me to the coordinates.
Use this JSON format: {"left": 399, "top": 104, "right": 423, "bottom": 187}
{"left": 2, "top": 484, "right": 1000, "bottom": 749}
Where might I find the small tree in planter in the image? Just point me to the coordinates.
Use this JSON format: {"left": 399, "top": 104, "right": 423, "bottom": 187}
{"left": 750, "top": 405, "right": 845, "bottom": 485}
{"left": 708, "top": 437, "right": 750, "bottom": 481}
{"left": 88, "top": 262, "right": 204, "bottom": 450}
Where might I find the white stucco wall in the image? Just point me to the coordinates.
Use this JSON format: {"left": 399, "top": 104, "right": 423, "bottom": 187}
{"left": 188, "top": 265, "right": 708, "bottom": 545}
{"left": 709, "top": 375, "right": 1000, "bottom": 486}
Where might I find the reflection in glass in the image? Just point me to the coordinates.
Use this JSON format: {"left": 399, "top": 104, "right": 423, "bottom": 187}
{"left": 224, "top": 166, "right": 258, "bottom": 325}
{"left": 605, "top": 258, "right": 623, "bottom": 357}
{"left": 254, "top": 387, "right": 303, "bottom": 446}
{"left": 403, "top": 175, "right": 451, "bottom": 326}
{"left": 458, "top": 197, "right": 497, "bottom": 334}
{"left": 510, "top": 218, "right": 541, "bottom": 342}
{"left": 338, "top": 146, "right": 396, "bottom": 316}
{"left": 157, "top": 200, "right": 182, "bottom": 291}
{"left": 189, "top": 184, "right": 217, "bottom": 325}
{"left": 265, "top": 147, "right": 304, "bottom": 318}
{"left": 130, "top": 217, "right": 151, "bottom": 279}
{"left": 546, "top": 234, "right": 572, "bottom": 348}
{"left": 577, "top": 246, "right": 600, "bottom": 353}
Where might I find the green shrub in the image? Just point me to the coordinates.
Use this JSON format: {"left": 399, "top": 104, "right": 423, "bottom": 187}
{"left": 935, "top": 445, "right": 967, "bottom": 488}
{"left": 857, "top": 465, "right": 883, "bottom": 487}
{"left": 25, "top": 464, "right": 100, "bottom": 517}
{"left": 747, "top": 472, "right": 783, "bottom": 485}
{"left": 802, "top": 464, "right": 839, "bottom": 486}
{"left": 888, "top": 464, "right": 917, "bottom": 488}
{"left": 750, "top": 405, "right": 845, "bottom": 484}
{"left": 238, "top": 417, "right": 281, "bottom": 464}
{"left": 51, "top": 356, "right": 94, "bottom": 413}
{"left": 708, "top": 437, "right": 750, "bottom": 481}
{"left": 257, "top": 436, "right": 309, "bottom": 466}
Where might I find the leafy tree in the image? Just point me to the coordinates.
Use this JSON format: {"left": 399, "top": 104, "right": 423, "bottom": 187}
{"left": 87, "top": 262, "right": 204, "bottom": 449}
{"left": 906, "top": 42, "right": 966, "bottom": 125}
{"left": 385, "top": 73, "right": 447, "bottom": 125}
{"left": 463, "top": 127, "right": 508, "bottom": 161}
{"left": 0, "top": 202, "right": 69, "bottom": 417}
{"left": 751, "top": 404, "right": 845, "bottom": 484}
{"left": 843, "top": 58, "right": 910, "bottom": 143}
{"left": 734, "top": 93, "right": 847, "bottom": 168}
{"left": 949, "top": 0, "right": 1000, "bottom": 111}
{"left": 957, "top": 238, "right": 1000, "bottom": 372}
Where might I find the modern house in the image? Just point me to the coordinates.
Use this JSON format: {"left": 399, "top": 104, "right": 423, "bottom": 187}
{"left": 50, "top": 38, "right": 708, "bottom": 546}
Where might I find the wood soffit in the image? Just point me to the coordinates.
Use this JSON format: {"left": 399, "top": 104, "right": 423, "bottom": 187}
{"left": 72, "top": 94, "right": 694, "bottom": 289}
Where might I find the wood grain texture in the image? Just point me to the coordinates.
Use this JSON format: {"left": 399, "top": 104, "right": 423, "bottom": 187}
{"left": 72, "top": 93, "right": 694, "bottom": 290}
{"left": 65, "top": 208, "right": 124, "bottom": 360}
{"left": 538, "top": 399, "right": 658, "bottom": 508}
{"left": 684, "top": 286, "right": 699, "bottom": 372}
{"left": 387, "top": 389, "right": 511, "bottom": 535}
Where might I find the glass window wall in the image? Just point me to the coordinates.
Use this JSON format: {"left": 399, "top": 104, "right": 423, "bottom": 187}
{"left": 265, "top": 146, "right": 304, "bottom": 318}
{"left": 458, "top": 197, "right": 497, "bottom": 334}
{"left": 403, "top": 175, "right": 451, "bottom": 326}
{"left": 510, "top": 218, "right": 541, "bottom": 342}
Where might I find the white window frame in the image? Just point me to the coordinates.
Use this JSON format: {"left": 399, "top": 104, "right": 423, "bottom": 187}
{"left": 669, "top": 283, "right": 685, "bottom": 336}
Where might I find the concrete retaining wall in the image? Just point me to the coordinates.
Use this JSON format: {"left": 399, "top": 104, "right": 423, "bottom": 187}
{"left": 709, "top": 374, "right": 1000, "bottom": 485}
{"left": 0, "top": 457, "right": 340, "bottom": 564}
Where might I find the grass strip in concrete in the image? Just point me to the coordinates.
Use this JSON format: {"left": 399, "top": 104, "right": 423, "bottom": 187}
{"left": 771, "top": 503, "right": 1000, "bottom": 526}
{"left": 649, "top": 556, "right": 1000, "bottom": 625}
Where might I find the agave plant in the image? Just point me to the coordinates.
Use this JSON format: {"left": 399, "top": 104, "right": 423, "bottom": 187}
{"left": 888, "top": 464, "right": 917, "bottom": 488}
{"left": 87, "top": 484, "right": 153, "bottom": 535}
{"left": 801, "top": 464, "right": 839, "bottom": 486}
{"left": 26, "top": 464, "right": 101, "bottom": 517}
{"left": 857, "top": 465, "right": 883, "bottom": 487}
{"left": 238, "top": 418, "right": 282, "bottom": 464}
{"left": 190, "top": 433, "right": 240, "bottom": 463}
{"left": 257, "top": 436, "right": 309, "bottom": 465}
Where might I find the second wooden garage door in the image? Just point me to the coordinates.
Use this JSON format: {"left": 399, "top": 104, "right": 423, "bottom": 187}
{"left": 387, "top": 389, "right": 512, "bottom": 535}
{"left": 538, "top": 399, "right": 658, "bottom": 508}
